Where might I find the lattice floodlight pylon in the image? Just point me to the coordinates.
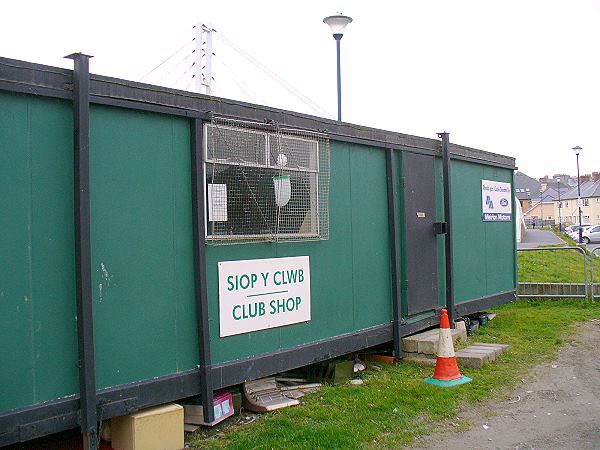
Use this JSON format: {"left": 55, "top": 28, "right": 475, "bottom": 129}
{"left": 204, "top": 117, "right": 330, "bottom": 244}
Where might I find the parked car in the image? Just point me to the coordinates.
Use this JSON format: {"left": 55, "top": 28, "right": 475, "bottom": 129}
{"left": 565, "top": 223, "right": 591, "bottom": 234}
{"left": 569, "top": 226, "right": 592, "bottom": 240}
{"left": 566, "top": 224, "right": 591, "bottom": 239}
{"left": 582, "top": 225, "right": 600, "bottom": 244}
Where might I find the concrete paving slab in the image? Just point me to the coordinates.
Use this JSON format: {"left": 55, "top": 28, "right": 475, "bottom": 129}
{"left": 457, "top": 347, "right": 496, "bottom": 361}
{"left": 455, "top": 350, "right": 490, "bottom": 369}
{"left": 471, "top": 342, "right": 509, "bottom": 358}
{"left": 403, "top": 327, "right": 467, "bottom": 355}
{"left": 467, "top": 346, "right": 502, "bottom": 359}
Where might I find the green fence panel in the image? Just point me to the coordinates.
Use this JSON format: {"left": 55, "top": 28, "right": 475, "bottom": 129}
{"left": 0, "top": 92, "right": 78, "bottom": 412}
{"left": 90, "top": 105, "right": 198, "bottom": 389}
{"left": 451, "top": 160, "right": 515, "bottom": 303}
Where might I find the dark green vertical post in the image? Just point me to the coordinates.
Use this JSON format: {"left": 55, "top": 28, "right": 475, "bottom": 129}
{"left": 439, "top": 132, "right": 455, "bottom": 326}
{"left": 386, "top": 148, "right": 402, "bottom": 358}
{"left": 191, "top": 118, "right": 215, "bottom": 424}
{"left": 65, "top": 52, "right": 97, "bottom": 450}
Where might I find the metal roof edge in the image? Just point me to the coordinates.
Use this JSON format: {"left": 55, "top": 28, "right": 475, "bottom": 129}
{"left": 1, "top": 56, "right": 515, "bottom": 169}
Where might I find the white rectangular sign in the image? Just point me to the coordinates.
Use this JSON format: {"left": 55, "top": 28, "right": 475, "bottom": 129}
{"left": 218, "top": 256, "right": 311, "bottom": 337}
{"left": 208, "top": 183, "right": 228, "bottom": 222}
{"left": 482, "top": 180, "right": 512, "bottom": 221}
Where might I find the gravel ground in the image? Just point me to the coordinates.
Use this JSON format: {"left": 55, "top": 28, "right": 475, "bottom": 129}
{"left": 415, "top": 320, "right": 600, "bottom": 450}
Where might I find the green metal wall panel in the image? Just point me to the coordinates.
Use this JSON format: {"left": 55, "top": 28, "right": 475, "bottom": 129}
{"left": 451, "top": 160, "right": 515, "bottom": 303}
{"left": 90, "top": 106, "right": 198, "bottom": 389}
{"left": 206, "top": 142, "right": 392, "bottom": 365}
{"left": 0, "top": 92, "right": 78, "bottom": 413}
{"left": 482, "top": 166, "right": 516, "bottom": 294}
{"left": 349, "top": 146, "right": 392, "bottom": 329}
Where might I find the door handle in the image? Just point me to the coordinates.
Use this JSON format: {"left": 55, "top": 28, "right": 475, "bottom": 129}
{"left": 434, "top": 222, "right": 447, "bottom": 235}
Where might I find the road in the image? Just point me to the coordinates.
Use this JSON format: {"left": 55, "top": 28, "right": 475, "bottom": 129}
{"left": 518, "top": 229, "right": 565, "bottom": 249}
{"left": 518, "top": 229, "right": 600, "bottom": 255}
{"left": 416, "top": 320, "right": 600, "bottom": 450}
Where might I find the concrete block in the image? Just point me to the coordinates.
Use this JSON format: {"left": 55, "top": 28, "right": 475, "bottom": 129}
{"left": 454, "top": 320, "right": 467, "bottom": 335}
{"left": 468, "top": 346, "right": 499, "bottom": 359}
{"left": 111, "top": 403, "right": 183, "bottom": 450}
{"left": 417, "top": 334, "right": 439, "bottom": 355}
{"left": 455, "top": 351, "right": 487, "bottom": 369}
{"left": 402, "top": 327, "right": 467, "bottom": 355}
{"left": 402, "top": 329, "right": 436, "bottom": 352}
{"left": 401, "top": 336, "right": 420, "bottom": 353}
{"left": 458, "top": 347, "right": 496, "bottom": 361}
{"left": 471, "top": 343, "right": 509, "bottom": 358}
{"left": 452, "top": 326, "right": 467, "bottom": 342}
{"left": 473, "top": 342, "right": 509, "bottom": 351}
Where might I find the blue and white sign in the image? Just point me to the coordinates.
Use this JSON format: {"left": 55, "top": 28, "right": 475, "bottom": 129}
{"left": 482, "top": 180, "right": 512, "bottom": 221}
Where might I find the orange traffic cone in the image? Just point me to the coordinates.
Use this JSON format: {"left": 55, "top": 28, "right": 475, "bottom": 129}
{"left": 424, "top": 309, "right": 472, "bottom": 387}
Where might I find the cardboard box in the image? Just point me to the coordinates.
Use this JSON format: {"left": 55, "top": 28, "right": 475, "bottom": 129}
{"left": 111, "top": 403, "right": 183, "bottom": 450}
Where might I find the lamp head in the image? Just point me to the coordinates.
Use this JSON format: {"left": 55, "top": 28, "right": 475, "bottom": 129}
{"left": 323, "top": 13, "right": 353, "bottom": 37}
{"left": 573, "top": 145, "right": 582, "bottom": 156}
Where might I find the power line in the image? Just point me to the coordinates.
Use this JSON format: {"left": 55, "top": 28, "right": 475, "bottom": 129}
{"left": 158, "top": 52, "right": 194, "bottom": 84}
{"left": 173, "top": 61, "right": 196, "bottom": 87}
{"left": 185, "top": 74, "right": 196, "bottom": 91}
{"left": 213, "top": 55, "right": 257, "bottom": 103}
{"left": 139, "top": 39, "right": 195, "bottom": 81}
{"left": 213, "top": 30, "right": 334, "bottom": 119}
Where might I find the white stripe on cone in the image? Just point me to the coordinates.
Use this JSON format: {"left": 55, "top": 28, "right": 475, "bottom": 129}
{"left": 437, "top": 328, "right": 455, "bottom": 358}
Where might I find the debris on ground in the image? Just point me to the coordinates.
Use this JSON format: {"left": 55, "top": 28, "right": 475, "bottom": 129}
{"left": 354, "top": 358, "right": 366, "bottom": 373}
{"left": 182, "top": 391, "right": 234, "bottom": 428}
{"left": 242, "top": 377, "right": 323, "bottom": 412}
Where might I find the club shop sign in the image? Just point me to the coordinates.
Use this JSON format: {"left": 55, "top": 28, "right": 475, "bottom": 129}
{"left": 481, "top": 180, "right": 512, "bottom": 221}
{"left": 218, "top": 256, "right": 311, "bottom": 337}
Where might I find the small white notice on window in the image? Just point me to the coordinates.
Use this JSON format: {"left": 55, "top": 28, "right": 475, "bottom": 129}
{"left": 208, "top": 184, "right": 228, "bottom": 222}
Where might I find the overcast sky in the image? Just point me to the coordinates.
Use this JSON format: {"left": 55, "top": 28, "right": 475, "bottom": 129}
{"left": 2, "top": 0, "right": 599, "bottom": 179}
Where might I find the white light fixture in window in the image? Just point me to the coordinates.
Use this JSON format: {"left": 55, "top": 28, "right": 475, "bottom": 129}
{"left": 273, "top": 152, "right": 291, "bottom": 207}
{"left": 273, "top": 175, "right": 291, "bottom": 207}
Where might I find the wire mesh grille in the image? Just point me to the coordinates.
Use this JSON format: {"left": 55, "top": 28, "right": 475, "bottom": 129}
{"left": 204, "top": 118, "right": 330, "bottom": 244}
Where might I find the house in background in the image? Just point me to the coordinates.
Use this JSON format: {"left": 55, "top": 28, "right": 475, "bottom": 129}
{"left": 516, "top": 170, "right": 600, "bottom": 228}
{"left": 556, "top": 180, "right": 600, "bottom": 226}
{"left": 523, "top": 187, "right": 560, "bottom": 226}
{"left": 515, "top": 171, "right": 541, "bottom": 212}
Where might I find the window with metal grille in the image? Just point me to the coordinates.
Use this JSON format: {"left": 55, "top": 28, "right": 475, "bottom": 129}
{"left": 204, "top": 118, "right": 330, "bottom": 244}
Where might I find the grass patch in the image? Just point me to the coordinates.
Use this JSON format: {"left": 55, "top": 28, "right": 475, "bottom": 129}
{"left": 188, "top": 299, "right": 600, "bottom": 449}
{"left": 551, "top": 229, "right": 577, "bottom": 246}
{"left": 518, "top": 231, "right": 600, "bottom": 283}
{"left": 518, "top": 248, "right": 591, "bottom": 283}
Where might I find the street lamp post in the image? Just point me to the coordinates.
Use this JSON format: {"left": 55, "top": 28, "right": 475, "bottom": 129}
{"left": 540, "top": 190, "right": 544, "bottom": 228}
{"left": 323, "top": 13, "right": 353, "bottom": 121}
{"left": 573, "top": 146, "right": 583, "bottom": 243}
{"left": 556, "top": 178, "right": 562, "bottom": 232}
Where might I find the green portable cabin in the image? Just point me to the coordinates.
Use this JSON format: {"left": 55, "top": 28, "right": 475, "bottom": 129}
{"left": 0, "top": 55, "right": 517, "bottom": 446}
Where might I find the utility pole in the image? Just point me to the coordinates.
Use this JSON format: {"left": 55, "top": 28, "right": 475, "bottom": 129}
{"left": 540, "top": 190, "right": 544, "bottom": 228}
{"left": 557, "top": 178, "right": 562, "bottom": 232}
{"left": 195, "top": 21, "right": 213, "bottom": 95}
